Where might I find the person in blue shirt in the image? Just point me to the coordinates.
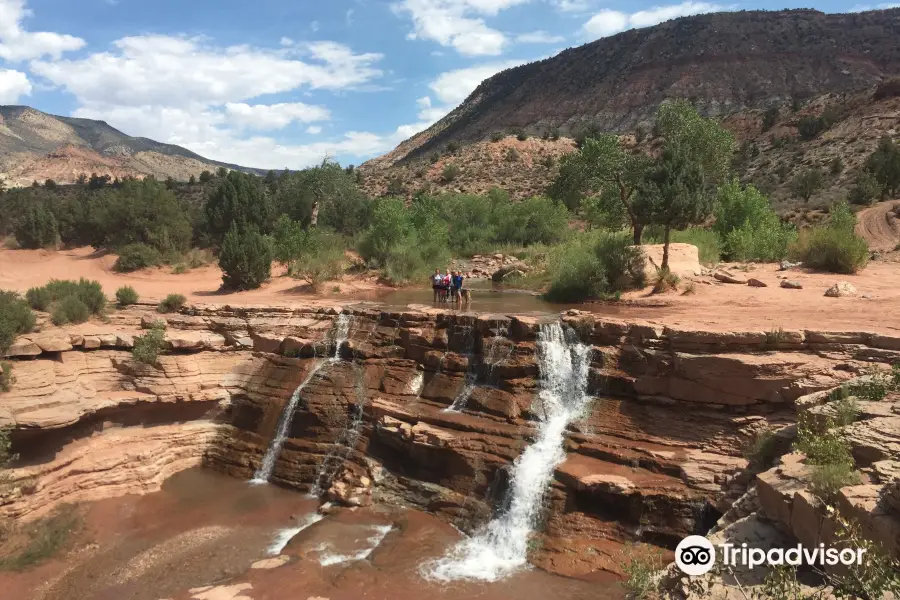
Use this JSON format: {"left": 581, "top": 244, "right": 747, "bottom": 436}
{"left": 451, "top": 271, "right": 464, "bottom": 303}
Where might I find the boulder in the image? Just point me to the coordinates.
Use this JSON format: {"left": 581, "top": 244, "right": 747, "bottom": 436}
{"left": 491, "top": 264, "right": 528, "bottom": 282}
{"left": 824, "top": 282, "right": 858, "bottom": 298}
{"left": 780, "top": 280, "right": 803, "bottom": 289}
{"left": 714, "top": 271, "right": 748, "bottom": 284}
{"left": 747, "top": 278, "right": 768, "bottom": 288}
{"left": 5, "top": 339, "right": 41, "bottom": 357}
{"left": 636, "top": 243, "right": 702, "bottom": 279}
{"left": 779, "top": 260, "right": 801, "bottom": 271}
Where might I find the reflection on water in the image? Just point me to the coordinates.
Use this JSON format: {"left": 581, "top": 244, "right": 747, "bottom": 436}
{"left": 341, "top": 284, "right": 586, "bottom": 315}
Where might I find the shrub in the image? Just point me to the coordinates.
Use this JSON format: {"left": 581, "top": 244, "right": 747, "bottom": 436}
{"left": 743, "top": 427, "right": 779, "bottom": 471}
{"left": 830, "top": 156, "right": 844, "bottom": 175}
{"left": 132, "top": 322, "right": 166, "bottom": 365}
{"left": 848, "top": 171, "right": 880, "bottom": 205}
{"left": 1, "top": 361, "right": 12, "bottom": 392}
{"left": 113, "top": 243, "right": 162, "bottom": 273}
{"left": 25, "top": 279, "right": 105, "bottom": 319}
{"left": 761, "top": 106, "right": 779, "bottom": 131}
{"left": 794, "top": 417, "right": 854, "bottom": 468}
{"left": 651, "top": 266, "right": 680, "bottom": 294}
{"left": 13, "top": 204, "right": 57, "bottom": 249}
{"left": 291, "top": 231, "right": 346, "bottom": 288}
{"left": 218, "top": 226, "right": 273, "bottom": 290}
{"left": 490, "top": 131, "right": 505, "bottom": 143}
{"left": 157, "top": 294, "right": 186, "bottom": 314}
{"left": 789, "top": 167, "right": 824, "bottom": 202}
{"left": 516, "top": 130, "right": 528, "bottom": 142}
{"left": 51, "top": 295, "right": 90, "bottom": 325}
{"left": 505, "top": 147, "right": 520, "bottom": 162}
{"left": 798, "top": 114, "right": 827, "bottom": 140}
{"left": 115, "top": 286, "right": 139, "bottom": 306}
{"left": 809, "top": 462, "right": 860, "bottom": 503}
{"left": 0, "top": 291, "right": 36, "bottom": 355}
{"left": 789, "top": 201, "right": 868, "bottom": 273}
{"left": 545, "top": 232, "right": 645, "bottom": 302}
{"left": 873, "top": 78, "right": 900, "bottom": 100}
{"left": 724, "top": 219, "right": 796, "bottom": 262}
{"left": 495, "top": 196, "right": 570, "bottom": 247}
{"left": 441, "top": 163, "right": 461, "bottom": 183}
{"left": 621, "top": 545, "right": 662, "bottom": 599}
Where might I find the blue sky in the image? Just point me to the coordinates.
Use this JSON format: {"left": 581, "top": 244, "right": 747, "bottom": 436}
{"left": 0, "top": 0, "right": 895, "bottom": 169}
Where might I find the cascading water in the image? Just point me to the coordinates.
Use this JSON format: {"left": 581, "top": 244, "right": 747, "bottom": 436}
{"left": 250, "top": 313, "right": 352, "bottom": 485}
{"left": 445, "top": 324, "right": 477, "bottom": 412}
{"left": 310, "top": 360, "right": 369, "bottom": 496}
{"left": 423, "top": 321, "right": 592, "bottom": 582}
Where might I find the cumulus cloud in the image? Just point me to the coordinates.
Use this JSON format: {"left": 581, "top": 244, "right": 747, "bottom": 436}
{"left": 848, "top": 2, "right": 900, "bottom": 10}
{"left": 582, "top": 2, "right": 724, "bottom": 38}
{"left": 306, "top": 125, "right": 323, "bottom": 135}
{"left": 516, "top": 30, "right": 565, "bottom": 43}
{"left": 552, "top": 0, "right": 592, "bottom": 12}
{"left": 0, "top": 0, "right": 85, "bottom": 61}
{"left": 224, "top": 102, "right": 331, "bottom": 130}
{"left": 428, "top": 60, "right": 524, "bottom": 105}
{"left": 25, "top": 30, "right": 394, "bottom": 169}
{"left": 392, "top": 0, "right": 531, "bottom": 56}
{"left": 31, "top": 36, "right": 384, "bottom": 108}
{"left": 0, "top": 68, "right": 32, "bottom": 103}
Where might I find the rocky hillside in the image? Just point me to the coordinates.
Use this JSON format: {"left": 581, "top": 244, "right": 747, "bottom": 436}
{"left": 380, "top": 9, "right": 900, "bottom": 164}
{"left": 0, "top": 105, "right": 258, "bottom": 187}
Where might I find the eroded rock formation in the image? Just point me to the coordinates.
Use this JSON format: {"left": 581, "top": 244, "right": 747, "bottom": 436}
{"left": 3, "top": 303, "right": 898, "bottom": 578}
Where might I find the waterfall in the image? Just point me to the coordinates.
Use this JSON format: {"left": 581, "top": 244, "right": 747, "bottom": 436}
{"left": 250, "top": 313, "right": 352, "bottom": 485}
{"left": 407, "top": 371, "right": 424, "bottom": 397}
{"left": 310, "top": 361, "right": 369, "bottom": 496}
{"left": 445, "top": 325, "right": 477, "bottom": 413}
{"left": 422, "top": 322, "right": 592, "bottom": 582}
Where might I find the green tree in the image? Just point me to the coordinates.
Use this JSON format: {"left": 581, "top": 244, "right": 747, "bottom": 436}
{"left": 848, "top": 171, "right": 881, "bottom": 205}
{"left": 273, "top": 160, "right": 369, "bottom": 235}
{"left": 638, "top": 144, "right": 714, "bottom": 270}
{"left": 270, "top": 214, "right": 306, "bottom": 273}
{"left": 199, "top": 170, "right": 213, "bottom": 183}
{"left": 13, "top": 204, "right": 58, "bottom": 249}
{"left": 93, "top": 178, "right": 193, "bottom": 253}
{"left": 218, "top": 225, "right": 272, "bottom": 290}
{"left": 864, "top": 135, "right": 900, "bottom": 198}
{"left": 790, "top": 168, "right": 825, "bottom": 203}
{"left": 204, "top": 171, "right": 271, "bottom": 244}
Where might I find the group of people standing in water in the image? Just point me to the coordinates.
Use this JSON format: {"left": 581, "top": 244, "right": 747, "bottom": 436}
{"left": 431, "top": 269, "right": 465, "bottom": 303}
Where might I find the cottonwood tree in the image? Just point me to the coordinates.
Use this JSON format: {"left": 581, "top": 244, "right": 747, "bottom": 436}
{"left": 638, "top": 144, "right": 713, "bottom": 270}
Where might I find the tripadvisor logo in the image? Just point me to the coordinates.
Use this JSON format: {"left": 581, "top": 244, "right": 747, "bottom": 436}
{"left": 675, "top": 535, "right": 867, "bottom": 576}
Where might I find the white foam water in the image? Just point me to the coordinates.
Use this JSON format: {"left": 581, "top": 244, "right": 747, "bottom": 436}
{"left": 250, "top": 313, "right": 352, "bottom": 485}
{"left": 407, "top": 371, "right": 425, "bottom": 397}
{"left": 422, "top": 322, "right": 591, "bottom": 582}
{"left": 267, "top": 513, "right": 324, "bottom": 555}
{"left": 317, "top": 524, "right": 393, "bottom": 566}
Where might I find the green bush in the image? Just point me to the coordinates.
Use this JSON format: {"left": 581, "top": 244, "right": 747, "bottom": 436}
{"left": 0, "top": 291, "right": 36, "bottom": 356}
{"left": 25, "top": 279, "right": 105, "bottom": 319}
{"left": 714, "top": 180, "right": 796, "bottom": 262}
{"left": 490, "top": 131, "right": 505, "bottom": 142}
{"left": 113, "top": 243, "right": 162, "bottom": 273}
{"left": 621, "top": 544, "right": 662, "bottom": 599}
{"left": 51, "top": 295, "right": 90, "bottom": 325}
{"left": 132, "top": 322, "right": 167, "bottom": 365}
{"left": 494, "top": 196, "right": 570, "bottom": 247}
{"left": 291, "top": 230, "right": 346, "bottom": 288}
{"left": 743, "top": 427, "right": 779, "bottom": 471}
{"left": 848, "top": 170, "right": 881, "bottom": 205}
{"left": 545, "top": 232, "right": 645, "bottom": 302}
{"left": 115, "top": 286, "right": 139, "bottom": 306}
{"left": 218, "top": 226, "right": 272, "bottom": 290}
{"left": 13, "top": 204, "right": 57, "bottom": 249}
{"left": 441, "top": 163, "right": 460, "bottom": 183}
{"left": 789, "top": 201, "right": 868, "bottom": 273}
{"left": 0, "top": 361, "right": 12, "bottom": 392}
{"left": 809, "top": 462, "right": 860, "bottom": 503}
{"left": 157, "top": 294, "right": 186, "bottom": 314}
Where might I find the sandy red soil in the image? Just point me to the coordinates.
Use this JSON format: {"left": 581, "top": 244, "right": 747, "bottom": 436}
{"left": 1, "top": 244, "right": 900, "bottom": 335}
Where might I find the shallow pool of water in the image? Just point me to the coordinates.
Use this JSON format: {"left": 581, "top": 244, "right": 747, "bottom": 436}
{"left": 341, "top": 283, "right": 602, "bottom": 315}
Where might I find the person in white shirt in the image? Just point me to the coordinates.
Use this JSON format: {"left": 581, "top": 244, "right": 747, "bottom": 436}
{"left": 432, "top": 269, "right": 444, "bottom": 302}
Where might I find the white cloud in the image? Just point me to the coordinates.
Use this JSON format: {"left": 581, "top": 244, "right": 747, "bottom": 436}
{"left": 582, "top": 2, "right": 724, "bottom": 38}
{"left": 0, "top": 68, "right": 32, "bottom": 103}
{"left": 0, "top": 0, "right": 85, "bottom": 61}
{"left": 306, "top": 125, "right": 323, "bottom": 134}
{"left": 392, "top": 0, "right": 531, "bottom": 56}
{"left": 27, "top": 32, "right": 392, "bottom": 169}
{"left": 224, "top": 102, "right": 331, "bottom": 130}
{"left": 428, "top": 60, "right": 523, "bottom": 105}
{"left": 552, "top": 0, "right": 592, "bottom": 12}
{"left": 31, "top": 36, "right": 384, "bottom": 108}
{"left": 849, "top": 2, "right": 900, "bottom": 10}
{"left": 516, "top": 30, "right": 565, "bottom": 43}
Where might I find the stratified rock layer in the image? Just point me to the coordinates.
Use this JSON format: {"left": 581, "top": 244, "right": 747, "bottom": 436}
{"left": 3, "top": 303, "right": 899, "bottom": 578}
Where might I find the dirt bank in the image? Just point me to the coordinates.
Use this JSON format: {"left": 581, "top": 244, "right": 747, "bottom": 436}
{"left": 2, "top": 247, "right": 900, "bottom": 334}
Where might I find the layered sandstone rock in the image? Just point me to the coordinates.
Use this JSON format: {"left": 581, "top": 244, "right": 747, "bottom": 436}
{"left": 3, "top": 302, "right": 899, "bottom": 579}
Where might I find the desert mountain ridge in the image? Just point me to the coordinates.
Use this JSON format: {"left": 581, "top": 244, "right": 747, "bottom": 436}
{"left": 0, "top": 105, "right": 262, "bottom": 187}
{"left": 360, "top": 8, "right": 900, "bottom": 217}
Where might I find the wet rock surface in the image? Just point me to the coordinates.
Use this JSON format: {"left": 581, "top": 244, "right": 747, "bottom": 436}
{"left": 2, "top": 302, "right": 899, "bottom": 586}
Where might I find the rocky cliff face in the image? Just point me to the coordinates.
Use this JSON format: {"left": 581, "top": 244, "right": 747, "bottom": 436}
{"left": 3, "top": 303, "right": 899, "bottom": 578}
{"left": 377, "top": 9, "right": 900, "bottom": 165}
